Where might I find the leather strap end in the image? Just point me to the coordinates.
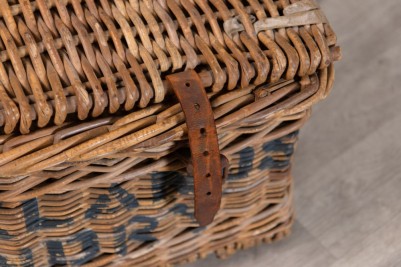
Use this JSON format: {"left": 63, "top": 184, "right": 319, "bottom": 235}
{"left": 167, "top": 70, "right": 225, "bottom": 226}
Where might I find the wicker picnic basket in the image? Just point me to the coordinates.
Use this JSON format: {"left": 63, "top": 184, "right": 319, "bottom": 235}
{"left": 0, "top": 0, "right": 340, "bottom": 266}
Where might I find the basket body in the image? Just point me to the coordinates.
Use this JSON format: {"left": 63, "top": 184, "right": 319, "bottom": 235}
{"left": 0, "top": 131, "right": 297, "bottom": 266}
{"left": 0, "top": 0, "right": 339, "bottom": 266}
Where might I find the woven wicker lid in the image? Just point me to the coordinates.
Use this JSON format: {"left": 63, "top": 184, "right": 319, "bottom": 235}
{"left": 0, "top": 0, "right": 340, "bottom": 135}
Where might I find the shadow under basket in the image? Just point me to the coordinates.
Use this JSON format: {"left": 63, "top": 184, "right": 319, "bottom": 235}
{"left": 0, "top": 0, "right": 340, "bottom": 266}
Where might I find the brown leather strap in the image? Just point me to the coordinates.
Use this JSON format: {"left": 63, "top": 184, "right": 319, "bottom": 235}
{"left": 167, "top": 70, "right": 225, "bottom": 226}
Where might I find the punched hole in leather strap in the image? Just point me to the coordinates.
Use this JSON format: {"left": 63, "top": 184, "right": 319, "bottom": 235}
{"left": 166, "top": 70, "right": 228, "bottom": 226}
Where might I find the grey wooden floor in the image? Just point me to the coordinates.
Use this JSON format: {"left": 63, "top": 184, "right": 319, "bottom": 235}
{"left": 186, "top": 1, "right": 401, "bottom": 266}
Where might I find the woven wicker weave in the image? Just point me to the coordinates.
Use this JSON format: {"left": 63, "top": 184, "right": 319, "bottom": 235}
{"left": 0, "top": 0, "right": 340, "bottom": 266}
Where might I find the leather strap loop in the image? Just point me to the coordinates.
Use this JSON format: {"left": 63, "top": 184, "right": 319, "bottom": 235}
{"left": 167, "top": 70, "right": 225, "bottom": 226}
